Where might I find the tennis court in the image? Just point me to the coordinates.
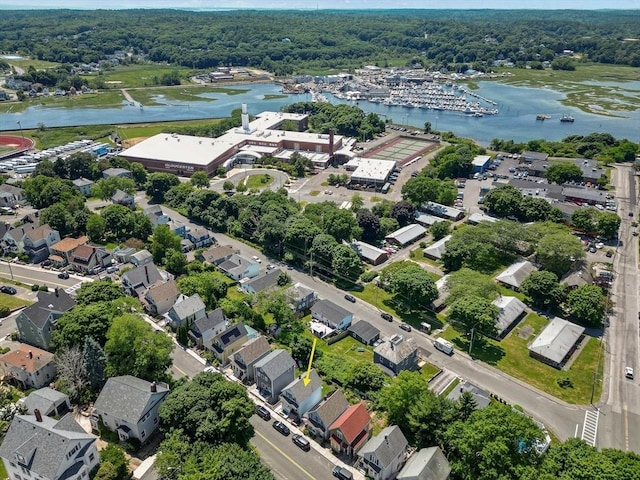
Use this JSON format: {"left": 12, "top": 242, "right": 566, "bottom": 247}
{"left": 364, "top": 136, "right": 437, "bottom": 165}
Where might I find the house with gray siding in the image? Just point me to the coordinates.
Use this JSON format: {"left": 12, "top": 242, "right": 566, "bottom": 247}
{"left": 374, "top": 335, "right": 418, "bottom": 375}
{"left": 311, "top": 299, "right": 353, "bottom": 330}
{"left": 306, "top": 390, "right": 350, "bottom": 440}
{"left": 167, "top": 293, "right": 206, "bottom": 326}
{"left": 189, "top": 307, "right": 228, "bottom": 350}
{"left": 280, "top": 369, "right": 323, "bottom": 419}
{"left": 24, "top": 388, "right": 71, "bottom": 417}
{"left": 15, "top": 289, "right": 75, "bottom": 351}
{"left": 358, "top": 425, "right": 408, "bottom": 480}
{"left": 254, "top": 349, "right": 296, "bottom": 403}
{"left": 231, "top": 336, "right": 271, "bottom": 383}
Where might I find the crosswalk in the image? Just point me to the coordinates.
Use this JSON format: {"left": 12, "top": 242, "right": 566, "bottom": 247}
{"left": 64, "top": 282, "right": 84, "bottom": 295}
{"left": 581, "top": 409, "right": 600, "bottom": 446}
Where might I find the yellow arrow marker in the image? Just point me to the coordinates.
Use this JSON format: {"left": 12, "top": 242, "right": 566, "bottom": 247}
{"left": 302, "top": 338, "right": 318, "bottom": 387}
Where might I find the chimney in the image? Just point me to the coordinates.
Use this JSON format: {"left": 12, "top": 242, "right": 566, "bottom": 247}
{"left": 34, "top": 409, "right": 42, "bottom": 422}
{"left": 145, "top": 265, "right": 149, "bottom": 284}
{"left": 150, "top": 381, "right": 157, "bottom": 393}
{"left": 55, "top": 288, "right": 59, "bottom": 297}
{"left": 28, "top": 350, "right": 33, "bottom": 359}
{"left": 385, "top": 434, "right": 389, "bottom": 445}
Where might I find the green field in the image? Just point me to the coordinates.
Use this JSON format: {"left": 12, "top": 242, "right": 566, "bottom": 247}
{"left": 0, "top": 293, "right": 32, "bottom": 311}
{"left": 0, "top": 146, "right": 15, "bottom": 155}
{"left": 82, "top": 64, "right": 196, "bottom": 89}
{"left": 439, "top": 313, "right": 603, "bottom": 404}
{"left": 6, "top": 58, "right": 59, "bottom": 70}
{"left": 128, "top": 85, "right": 250, "bottom": 105}
{"left": 245, "top": 173, "right": 275, "bottom": 190}
{"left": 116, "top": 119, "right": 227, "bottom": 141}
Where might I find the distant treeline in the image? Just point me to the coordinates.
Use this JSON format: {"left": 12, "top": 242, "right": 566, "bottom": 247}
{"left": 1, "top": 9, "right": 640, "bottom": 73}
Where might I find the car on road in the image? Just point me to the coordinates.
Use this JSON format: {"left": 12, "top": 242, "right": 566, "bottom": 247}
{"left": 381, "top": 312, "right": 393, "bottom": 322}
{"left": 629, "top": 212, "right": 634, "bottom": 217}
{"left": 0, "top": 286, "right": 17, "bottom": 295}
{"left": 399, "top": 323, "right": 412, "bottom": 332}
{"left": 324, "top": 190, "right": 333, "bottom": 195}
{"left": 589, "top": 247, "right": 597, "bottom": 253}
{"left": 266, "top": 264, "right": 275, "bottom": 270}
{"left": 272, "top": 420, "right": 290, "bottom": 436}
{"left": 255, "top": 405, "right": 271, "bottom": 421}
{"left": 625, "top": 366, "right": 634, "bottom": 379}
{"left": 344, "top": 294, "right": 356, "bottom": 303}
{"left": 106, "top": 266, "right": 119, "bottom": 274}
{"left": 332, "top": 466, "right": 353, "bottom": 480}
{"left": 58, "top": 272, "right": 70, "bottom": 279}
{"left": 292, "top": 434, "right": 311, "bottom": 451}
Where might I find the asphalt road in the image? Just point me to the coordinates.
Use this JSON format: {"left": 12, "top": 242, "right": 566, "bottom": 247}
{"left": 0, "top": 261, "right": 91, "bottom": 291}
{"left": 598, "top": 164, "right": 640, "bottom": 452}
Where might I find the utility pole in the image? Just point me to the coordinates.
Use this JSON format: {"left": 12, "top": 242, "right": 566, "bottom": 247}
{"left": 468, "top": 327, "right": 475, "bottom": 356}
{"left": 16, "top": 121, "right": 24, "bottom": 140}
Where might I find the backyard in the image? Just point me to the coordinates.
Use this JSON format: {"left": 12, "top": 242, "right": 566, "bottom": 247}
{"left": 438, "top": 313, "right": 603, "bottom": 404}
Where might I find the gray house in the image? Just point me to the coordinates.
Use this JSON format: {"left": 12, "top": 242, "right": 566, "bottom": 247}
{"left": 349, "top": 321, "right": 381, "bottom": 346}
{"left": 286, "top": 282, "right": 317, "bottom": 312}
{"left": 121, "top": 263, "right": 164, "bottom": 297}
{"left": 528, "top": 317, "right": 585, "bottom": 369}
{"left": 240, "top": 268, "right": 282, "bottom": 295}
{"left": 72, "top": 177, "right": 95, "bottom": 196}
{"left": 23, "top": 388, "right": 70, "bottom": 417}
{"left": 231, "top": 336, "right": 271, "bottom": 383}
{"left": 199, "top": 244, "right": 239, "bottom": 266}
{"left": 358, "top": 425, "right": 409, "bottom": 480}
{"left": 374, "top": 335, "right": 418, "bottom": 375}
{"left": 495, "top": 260, "right": 537, "bottom": 291}
{"left": 397, "top": 447, "right": 451, "bottom": 480}
{"left": 0, "top": 413, "right": 100, "bottom": 480}
{"left": 92, "top": 376, "right": 170, "bottom": 443}
{"left": 254, "top": 349, "right": 296, "bottom": 403}
{"left": 492, "top": 296, "right": 527, "bottom": 339}
{"left": 15, "top": 289, "right": 75, "bottom": 351}
{"left": 280, "top": 369, "right": 323, "bottom": 419}
{"left": 311, "top": 299, "right": 353, "bottom": 330}
{"left": 306, "top": 389, "right": 350, "bottom": 440}
{"left": 166, "top": 293, "right": 207, "bottom": 326}
{"left": 189, "top": 308, "right": 228, "bottom": 350}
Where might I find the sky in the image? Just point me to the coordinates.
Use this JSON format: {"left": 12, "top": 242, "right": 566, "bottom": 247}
{"left": 3, "top": 1, "right": 639, "bottom": 9}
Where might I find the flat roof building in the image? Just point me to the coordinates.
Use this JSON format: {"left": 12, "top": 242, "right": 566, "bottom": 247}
{"left": 348, "top": 158, "right": 397, "bottom": 186}
{"left": 350, "top": 240, "right": 389, "bottom": 265}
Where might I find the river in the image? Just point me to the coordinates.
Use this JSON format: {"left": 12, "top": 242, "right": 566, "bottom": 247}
{"left": 2, "top": 82, "right": 639, "bottom": 146}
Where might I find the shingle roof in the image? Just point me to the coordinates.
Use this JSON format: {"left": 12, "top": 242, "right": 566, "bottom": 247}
{"left": 145, "top": 278, "right": 179, "bottom": 304}
{"left": 374, "top": 336, "right": 417, "bottom": 365}
{"left": 492, "top": 296, "right": 527, "bottom": 337}
{"left": 172, "top": 294, "right": 205, "bottom": 321}
{"left": 0, "top": 345, "right": 54, "bottom": 373}
{"left": 311, "top": 299, "right": 352, "bottom": 325}
{"left": 103, "top": 167, "right": 131, "bottom": 177}
{"left": 423, "top": 235, "right": 451, "bottom": 260}
{"left": 446, "top": 381, "right": 491, "bottom": 409}
{"left": 131, "top": 249, "right": 153, "bottom": 262}
{"left": 359, "top": 425, "right": 408, "bottom": 468}
{"left": 254, "top": 349, "right": 295, "bottom": 380}
{"left": 20, "top": 289, "right": 75, "bottom": 328}
{"left": 50, "top": 235, "right": 88, "bottom": 253}
{"left": 71, "top": 244, "right": 95, "bottom": 262}
{"left": 329, "top": 401, "right": 370, "bottom": 444}
{"left": 348, "top": 321, "right": 380, "bottom": 343}
{"left": 0, "top": 414, "right": 96, "bottom": 480}
{"left": 244, "top": 268, "right": 282, "bottom": 293}
{"left": 201, "top": 244, "right": 237, "bottom": 263}
{"left": 495, "top": 260, "right": 537, "bottom": 289}
{"left": 72, "top": 177, "right": 94, "bottom": 187}
{"left": 308, "top": 390, "right": 349, "bottom": 428}
{"left": 112, "top": 189, "right": 131, "bottom": 202}
{"left": 24, "top": 388, "right": 69, "bottom": 415}
{"left": 397, "top": 447, "right": 451, "bottom": 480}
{"left": 213, "top": 324, "right": 248, "bottom": 349}
{"left": 5, "top": 224, "right": 35, "bottom": 242}
{"left": 191, "top": 307, "right": 227, "bottom": 337}
{"left": 93, "top": 376, "right": 169, "bottom": 425}
{"left": 282, "top": 369, "right": 321, "bottom": 404}
{"left": 123, "top": 263, "right": 163, "bottom": 290}
{"left": 528, "top": 317, "right": 585, "bottom": 364}
{"left": 24, "top": 224, "right": 55, "bottom": 243}
{"left": 234, "top": 336, "right": 270, "bottom": 365}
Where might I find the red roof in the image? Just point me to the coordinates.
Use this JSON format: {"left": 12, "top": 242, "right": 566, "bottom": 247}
{"left": 329, "top": 401, "right": 370, "bottom": 444}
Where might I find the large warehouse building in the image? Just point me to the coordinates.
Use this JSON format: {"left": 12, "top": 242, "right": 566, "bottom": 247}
{"left": 119, "top": 105, "right": 345, "bottom": 175}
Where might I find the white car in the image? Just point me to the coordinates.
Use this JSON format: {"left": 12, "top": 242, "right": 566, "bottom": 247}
{"left": 625, "top": 366, "right": 634, "bottom": 379}
{"left": 252, "top": 255, "right": 262, "bottom": 263}
{"left": 595, "top": 242, "right": 605, "bottom": 249}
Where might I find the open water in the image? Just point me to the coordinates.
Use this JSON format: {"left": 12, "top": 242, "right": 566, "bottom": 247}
{"left": 1, "top": 81, "right": 639, "bottom": 146}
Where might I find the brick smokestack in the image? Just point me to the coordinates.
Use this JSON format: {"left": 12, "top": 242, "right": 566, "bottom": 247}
{"left": 34, "top": 409, "right": 42, "bottom": 422}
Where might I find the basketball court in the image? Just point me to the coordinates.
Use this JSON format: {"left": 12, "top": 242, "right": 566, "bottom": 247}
{"left": 363, "top": 136, "right": 437, "bottom": 166}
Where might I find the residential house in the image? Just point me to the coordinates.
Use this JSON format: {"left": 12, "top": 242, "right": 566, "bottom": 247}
{"left": 91, "top": 375, "right": 170, "bottom": 443}
{"left": 143, "top": 205, "right": 171, "bottom": 228}
{"left": 199, "top": 244, "right": 239, "bottom": 266}
{"left": 446, "top": 381, "right": 491, "bottom": 409}
{"left": 188, "top": 307, "right": 228, "bottom": 350}
{"left": 231, "top": 335, "right": 271, "bottom": 383}
{"left": 0, "top": 412, "right": 99, "bottom": 480}
{"left": 374, "top": 335, "right": 418, "bottom": 375}
{"left": 15, "top": 289, "right": 75, "bottom": 351}
{"left": 181, "top": 238, "right": 195, "bottom": 253}
{"left": 0, "top": 345, "right": 56, "bottom": 389}
{"left": 70, "top": 244, "right": 112, "bottom": 273}
{"left": 306, "top": 390, "right": 350, "bottom": 440}
{"left": 113, "top": 246, "right": 136, "bottom": 263}
{"left": 423, "top": 235, "right": 451, "bottom": 261}
{"left": 143, "top": 279, "right": 180, "bottom": 316}
{"left": 111, "top": 189, "right": 135, "bottom": 209}
{"left": 492, "top": 296, "right": 527, "bottom": 339}
{"left": 280, "top": 369, "right": 323, "bottom": 419}
{"left": 528, "top": 317, "right": 585, "bottom": 369}
{"left": 328, "top": 401, "right": 372, "bottom": 458}
{"left": 239, "top": 268, "right": 282, "bottom": 294}
{"left": 187, "top": 227, "right": 213, "bottom": 249}
{"left": 103, "top": 167, "right": 132, "bottom": 179}
{"left": 49, "top": 236, "right": 89, "bottom": 267}
{"left": 495, "top": 260, "right": 537, "bottom": 291}
{"left": 2, "top": 224, "right": 36, "bottom": 255}
{"left": 0, "top": 184, "right": 24, "bottom": 208}
{"left": 121, "top": 263, "right": 164, "bottom": 297}
{"left": 22, "top": 224, "right": 60, "bottom": 263}
{"left": 23, "top": 388, "right": 71, "bottom": 417}
{"left": 431, "top": 275, "right": 449, "bottom": 311}
{"left": 348, "top": 321, "right": 381, "bottom": 346}
{"left": 218, "top": 254, "right": 261, "bottom": 281}
{"left": 421, "top": 202, "right": 465, "bottom": 221}
{"left": 311, "top": 299, "right": 353, "bottom": 330}
{"left": 166, "top": 293, "right": 206, "bottom": 327}
{"left": 397, "top": 447, "right": 451, "bottom": 480}
{"left": 286, "top": 282, "right": 317, "bottom": 312}
{"left": 254, "top": 349, "right": 296, "bottom": 403}
{"left": 167, "top": 219, "right": 188, "bottom": 239}
{"left": 130, "top": 249, "right": 153, "bottom": 267}
{"left": 385, "top": 224, "right": 427, "bottom": 247}
{"left": 467, "top": 212, "right": 499, "bottom": 225}
{"left": 210, "top": 323, "right": 249, "bottom": 364}
{"left": 351, "top": 240, "right": 389, "bottom": 265}
{"left": 358, "top": 425, "right": 409, "bottom": 480}
{"left": 72, "top": 177, "right": 94, "bottom": 196}
{"left": 561, "top": 261, "right": 594, "bottom": 290}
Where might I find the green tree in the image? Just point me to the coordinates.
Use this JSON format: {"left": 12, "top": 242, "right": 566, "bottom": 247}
{"left": 391, "top": 200, "right": 416, "bottom": 226}
{"left": 571, "top": 208, "right": 598, "bottom": 234}
{"left": 190, "top": 170, "right": 210, "bottom": 188}
{"left": 159, "top": 372, "right": 255, "bottom": 446}
{"left": 430, "top": 220, "right": 451, "bottom": 240}
{"left": 483, "top": 185, "right": 522, "bottom": 217}
{"left": 448, "top": 295, "right": 499, "bottom": 338}
{"left": 387, "top": 262, "right": 438, "bottom": 308}
{"left": 445, "top": 268, "right": 500, "bottom": 305}
{"left": 177, "top": 271, "right": 228, "bottom": 310}
{"left": 521, "top": 271, "right": 565, "bottom": 309}
{"left": 152, "top": 224, "right": 182, "bottom": 264}
{"left": 76, "top": 279, "right": 124, "bottom": 305}
{"left": 519, "top": 196, "right": 553, "bottom": 222}
{"left": 566, "top": 284, "right": 606, "bottom": 327}
{"left": 222, "top": 180, "right": 234, "bottom": 191}
{"left": 331, "top": 244, "right": 364, "bottom": 280}
{"left": 93, "top": 176, "right": 135, "bottom": 201}
{"left": 347, "top": 362, "right": 387, "bottom": 396}
{"left": 290, "top": 335, "right": 321, "bottom": 367}
{"left": 536, "top": 232, "right": 584, "bottom": 277}
{"left": 86, "top": 214, "right": 106, "bottom": 243}
{"left": 93, "top": 462, "right": 119, "bottom": 480}
{"left": 164, "top": 248, "right": 187, "bottom": 275}
{"left": 457, "top": 391, "right": 477, "bottom": 422}
{"left": 146, "top": 172, "right": 180, "bottom": 202}
{"left": 128, "top": 161, "right": 148, "bottom": 187}
{"left": 350, "top": 192, "right": 364, "bottom": 212}
{"left": 595, "top": 211, "right": 621, "bottom": 239}
{"left": 83, "top": 337, "right": 106, "bottom": 392}
{"left": 101, "top": 204, "right": 134, "bottom": 241}
{"left": 99, "top": 444, "right": 129, "bottom": 480}
{"left": 40, "top": 202, "right": 75, "bottom": 237}
{"left": 357, "top": 210, "right": 381, "bottom": 242}
{"left": 310, "top": 233, "right": 339, "bottom": 271}
{"left": 105, "top": 314, "right": 174, "bottom": 381}
{"left": 545, "top": 162, "right": 583, "bottom": 184}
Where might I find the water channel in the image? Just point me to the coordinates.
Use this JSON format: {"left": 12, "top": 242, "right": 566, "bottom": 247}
{"left": 1, "top": 81, "right": 639, "bottom": 146}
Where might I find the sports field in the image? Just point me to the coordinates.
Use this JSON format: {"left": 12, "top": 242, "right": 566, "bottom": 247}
{"left": 364, "top": 136, "right": 437, "bottom": 165}
{"left": 0, "top": 135, "right": 35, "bottom": 159}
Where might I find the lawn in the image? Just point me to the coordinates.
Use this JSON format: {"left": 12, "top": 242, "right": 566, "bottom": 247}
{"left": 244, "top": 173, "right": 275, "bottom": 190}
{"left": 420, "top": 362, "right": 440, "bottom": 380}
{"left": 84, "top": 64, "right": 196, "bottom": 88}
{"left": 409, "top": 248, "right": 442, "bottom": 269}
{"left": 325, "top": 335, "right": 373, "bottom": 364}
{"left": 438, "top": 313, "right": 603, "bottom": 404}
{"left": 0, "top": 293, "right": 32, "bottom": 310}
{"left": 129, "top": 85, "right": 250, "bottom": 105}
{"left": 23, "top": 125, "right": 114, "bottom": 150}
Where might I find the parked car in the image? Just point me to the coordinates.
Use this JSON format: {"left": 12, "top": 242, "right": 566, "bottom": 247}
{"left": 292, "top": 434, "right": 311, "bottom": 451}
{"left": 272, "top": 420, "right": 290, "bottom": 436}
{"left": 332, "top": 466, "right": 353, "bottom": 480}
{"left": 106, "top": 266, "right": 118, "bottom": 274}
{"left": 0, "top": 286, "right": 17, "bottom": 295}
{"left": 344, "top": 294, "right": 356, "bottom": 303}
{"left": 40, "top": 259, "right": 52, "bottom": 267}
{"left": 252, "top": 255, "right": 262, "bottom": 263}
{"left": 625, "top": 366, "right": 634, "bottom": 379}
{"left": 57, "top": 272, "right": 70, "bottom": 279}
{"left": 381, "top": 312, "right": 393, "bottom": 322}
{"left": 255, "top": 405, "right": 271, "bottom": 421}
{"left": 399, "top": 323, "right": 412, "bottom": 332}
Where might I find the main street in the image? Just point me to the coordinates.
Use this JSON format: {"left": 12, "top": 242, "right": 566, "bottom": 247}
{"left": 597, "top": 164, "right": 640, "bottom": 452}
{"left": 140, "top": 196, "right": 589, "bottom": 444}
{"left": 0, "top": 261, "right": 91, "bottom": 293}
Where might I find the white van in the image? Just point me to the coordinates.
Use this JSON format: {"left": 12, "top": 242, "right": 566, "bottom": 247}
{"left": 434, "top": 338, "right": 454, "bottom": 355}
